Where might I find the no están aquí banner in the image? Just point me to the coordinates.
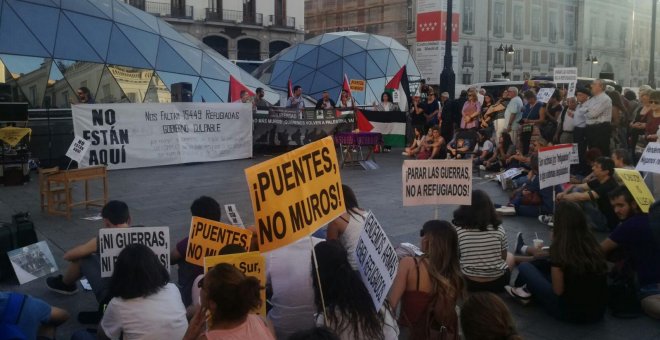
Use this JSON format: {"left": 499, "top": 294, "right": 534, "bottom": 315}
{"left": 185, "top": 217, "right": 253, "bottom": 266}
{"left": 72, "top": 103, "right": 253, "bottom": 170}
{"left": 245, "top": 136, "right": 345, "bottom": 252}
{"left": 98, "top": 227, "right": 170, "bottom": 278}
{"left": 402, "top": 159, "right": 472, "bottom": 206}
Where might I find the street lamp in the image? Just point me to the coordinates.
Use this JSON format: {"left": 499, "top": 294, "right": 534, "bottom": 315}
{"left": 586, "top": 55, "right": 598, "bottom": 78}
{"left": 497, "top": 44, "right": 515, "bottom": 78}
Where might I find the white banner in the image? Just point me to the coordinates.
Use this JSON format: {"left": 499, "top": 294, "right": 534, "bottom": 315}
{"left": 636, "top": 142, "right": 660, "bottom": 174}
{"left": 538, "top": 144, "right": 573, "bottom": 189}
{"left": 553, "top": 67, "right": 578, "bottom": 83}
{"left": 355, "top": 212, "right": 398, "bottom": 310}
{"left": 98, "top": 227, "right": 170, "bottom": 277}
{"left": 72, "top": 103, "right": 253, "bottom": 170}
{"left": 402, "top": 159, "right": 472, "bottom": 206}
{"left": 65, "top": 136, "right": 91, "bottom": 164}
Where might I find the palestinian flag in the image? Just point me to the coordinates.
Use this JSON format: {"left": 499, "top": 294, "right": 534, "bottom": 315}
{"left": 384, "top": 66, "right": 410, "bottom": 112}
{"left": 359, "top": 109, "right": 407, "bottom": 147}
{"left": 228, "top": 75, "right": 254, "bottom": 102}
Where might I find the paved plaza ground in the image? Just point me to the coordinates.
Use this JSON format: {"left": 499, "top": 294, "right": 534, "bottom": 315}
{"left": 1, "top": 148, "right": 659, "bottom": 339}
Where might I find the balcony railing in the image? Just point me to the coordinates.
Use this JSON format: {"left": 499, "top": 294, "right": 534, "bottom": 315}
{"left": 143, "top": 1, "right": 193, "bottom": 19}
{"left": 268, "top": 15, "right": 295, "bottom": 28}
{"left": 205, "top": 8, "right": 263, "bottom": 25}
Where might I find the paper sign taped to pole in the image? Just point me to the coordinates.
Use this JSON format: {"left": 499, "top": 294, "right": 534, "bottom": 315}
{"left": 635, "top": 142, "right": 660, "bottom": 174}
{"left": 570, "top": 143, "right": 579, "bottom": 164}
{"left": 615, "top": 169, "right": 655, "bottom": 213}
{"left": 65, "top": 136, "right": 91, "bottom": 163}
{"left": 185, "top": 217, "right": 252, "bottom": 266}
{"left": 224, "top": 204, "right": 245, "bottom": 227}
{"left": 538, "top": 144, "right": 573, "bottom": 189}
{"left": 204, "top": 252, "right": 266, "bottom": 315}
{"left": 245, "top": 136, "right": 344, "bottom": 252}
{"left": 355, "top": 211, "right": 398, "bottom": 310}
{"left": 402, "top": 159, "right": 472, "bottom": 206}
{"left": 536, "top": 88, "right": 556, "bottom": 103}
{"left": 99, "top": 227, "right": 170, "bottom": 277}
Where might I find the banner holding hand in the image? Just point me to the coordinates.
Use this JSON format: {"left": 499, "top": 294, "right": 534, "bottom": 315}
{"left": 245, "top": 136, "right": 344, "bottom": 252}
{"left": 204, "top": 252, "right": 266, "bottom": 315}
{"left": 185, "top": 217, "right": 252, "bottom": 266}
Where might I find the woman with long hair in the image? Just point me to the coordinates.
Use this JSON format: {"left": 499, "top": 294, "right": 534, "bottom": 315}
{"left": 312, "top": 240, "right": 399, "bottom": 340}
{"left": 483, "top": 132, "right": 515, "bottom": 172}
{"left": 460, "top": 292, "right": 522, "bottom": 340}
{"left": 506, "top": 201, "right": 608, "bottom": 323}
{"left": 607, "top": 89, "right": 629, "bottom": 147}
{"left": 99, "top": 244, "right": 188, "bottom": 340}
{"left": 373, "top": 92, "right": 398, "bottom": 111}
{"left": 327, "top": 185, "right": 367, "bottom": 270}
{"left": 403, "top": 127, "right": 426, "bottom": 157}
{"left": 452, "top": 190, "right": 514, "bottom": 293}
{"left": 389, "top": 220, "right": 463, "bottom": 340}
{"left": 629, "top": 86, "right": 654, "bottom": 154}
{"left": 185, "top": 263, "right": 275, "bottom": 340}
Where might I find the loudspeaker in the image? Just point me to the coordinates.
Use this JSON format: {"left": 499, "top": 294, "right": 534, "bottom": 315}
{"left": 171, "top": 82, "right": 193, "bottom": 102}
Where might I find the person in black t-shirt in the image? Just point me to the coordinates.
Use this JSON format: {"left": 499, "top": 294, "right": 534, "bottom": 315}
{"left": 556, "top": 157, "right": 618, "bottom": 231}
{"left": 507, "top": 201, "right": 608, "bottom": 323}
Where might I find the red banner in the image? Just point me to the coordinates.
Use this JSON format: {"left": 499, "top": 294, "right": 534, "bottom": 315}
{"left": 416, "top": 11, "right": 460, "bottom": 43}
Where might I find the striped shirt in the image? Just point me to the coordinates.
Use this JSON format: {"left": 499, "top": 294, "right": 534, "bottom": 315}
{"left": 455, "top": 224, "right": 508, "bottom": 278}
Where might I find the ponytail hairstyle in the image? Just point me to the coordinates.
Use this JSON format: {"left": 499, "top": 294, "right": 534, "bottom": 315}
{"left": 421, "top": 220, "right": 464, "bottom": 300}
{"left": 461, "top": 292, "right": 522, "bottom": 340}
{"left": 204, "top": 263, "right": 262, "bottom": 324}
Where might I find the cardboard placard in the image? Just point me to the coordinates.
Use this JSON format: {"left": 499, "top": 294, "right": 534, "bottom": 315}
{"left": 536, "top": 88, "right": 555, "bottom": 103}
{"left": 553, "top": 67, "right": 578, "bottom": 83}
{"left": 355, "top": 212, "right": 398, "bottom": 310}
{"left": 224, "top": 204, "right": 245, "bottom": 227}
{"left": 349, "top": 79, "right": 366, "bottom": 92}
{"left": 538, "top": 144, "right": 573, "bottom": 189}
{"left": 8, "top": 241, "right": 58, "bottom": 285}
{"left": 65, "top": 136, "right": 91, "bottom": 163}
{"left": 570, "top": 143, "right": 579, "bottom": 165}
{"left": 245, "top": 137, "right": 344, "bottom": 252}
{"left": 98, "top": 227, "right": 170, "bottom": 277}
{"left": 185, "top": 217, "right": 252, "bottom": 266}
{"left": 402, "top": 159, "right": 472, "bottom": 206}
{"left": 636, "top": 142, "right": 660, "bottom": 174}
{"left": 615, "top": 169, "right": 655, "bottom": 213}
{"left": 204, "top": 252, "right": 266, "bottom": 315}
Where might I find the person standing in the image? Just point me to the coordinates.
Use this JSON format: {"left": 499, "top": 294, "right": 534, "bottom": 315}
{"left": 555, "top": 97, "right": 577, "bottom": 144}
{"left": 315, "top": 91, "right": 336, "bottom": 110}
{"left": 574, "top": 87, "right": 591, "bottom": 174}
{"left": 519, "top": 91, "right": 543, "bottom": 155}
{"left": 488, "top": 90, "right": 510, "bottom": 145}
{"left": 504, "top": 87, "right": 524, "bottom": 148}
{"left": 422, "top": 92, "right": 440, "bottom": 130}
{"left": 585, "top": 79, "right": 613, "bottom": 156}
{"left": 286, "top": 85, "right": 305, "bottom": 110}
{"left": 254, "top": 87, "right": 271, "bottom": 110}
{"left": 461, "top": 91, "right": 481, "bottom": 130}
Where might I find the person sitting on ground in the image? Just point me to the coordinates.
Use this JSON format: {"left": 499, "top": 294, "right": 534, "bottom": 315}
{"left": 506, "top": 201, "right": 608, "bottom": 323}
{"left": 184, "top": 263, "right": 275, "bottom": 340}
{"left": 388, "top": 220, "right": 463, "bottom": 339}
{"left": 472, "top": 129, "right": 494, "bottom": 167}
{"left": 460, "top": 292, "right": 522, "bottom": 340}
{"left": 417, "top": 126, "right": 445, "bottom": 160}
{"left": 499, "top": 154, "right": 561, "bottom": 218}
{"left": 446, "top": 137, "right": 470, "bottom": 159}
{"left": 611, "top": 148, "right": 634, "bottom": 170}
{"left": 47, "top": 201, "right": 130, "bottom": 303}
{"left": 452, "top": 190, "right": 514, "bottom": 293}
{"left": 569, "top": 148, "right": 603, "bottom": 184}
{"left": 403, "top": 127, "right": 426, "bottom": 157}
{"left": 482, "top": 132, "right": 516, "bottom": 172}
{"left": 601, "top": 186, "right": 660, "bottom": 320}
{"left": 170, "top": 196, "right": 223, "bottom": 308}
{"left": 266, "top": 236, "right": 323, "bottom": 339}
{"left": 556, "top": 157, "right": 618, "bottom": 231}
{"left": 99, "top": 244, "right": 188, "bottom": 340}
{"left": 327, "top": 185, "right": 367, "bottom": 271}
{"left": 312, "top": 240, "right": 399, "bottom": 340}
{"left": 0, "top": 292, "right": 69, "bottom": 340}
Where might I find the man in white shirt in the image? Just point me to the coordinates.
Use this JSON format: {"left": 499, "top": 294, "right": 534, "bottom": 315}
{"left": 286, "top": 85, "right": 305, "bottom": 110}
{"left": 574, "top": 88, "right": 591, "bottom": 173}
{"left": 504, "top": 87, "right": 524, "bottom": 148}
{"left": 585, "top": 79, "right": 613, "bottom": 155}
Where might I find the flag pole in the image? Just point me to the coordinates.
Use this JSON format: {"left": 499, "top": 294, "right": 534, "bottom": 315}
{"left": 309, "top": 236, "right": 329, "bottom": 325}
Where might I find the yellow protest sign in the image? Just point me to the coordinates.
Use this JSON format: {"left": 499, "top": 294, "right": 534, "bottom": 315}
{"left": 0, "top": 127, "right": 31, "bottom": 147}
{"left": 350, "top": 79, "right": 366, "bottom": 92}
{"left": 204, "top": 251, "right": 266, "bottom": 315}
{"left": 245, "top": 136, "right": 344, "bottom": 252}
{"left": 615, "top": 169, "right": 655, "bottom": 213}
{"left": 185, "top": 216, "right": 252, "bottom": 266}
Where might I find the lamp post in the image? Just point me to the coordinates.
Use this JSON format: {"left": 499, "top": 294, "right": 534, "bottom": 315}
{"left": 497, "top": 44, "right": 515, "bottom": 78}
{"left": 439, "top": 0, "right": 455, "bottom": 99}
{"left": 649, "top": 0, "right": 656, "bottom": 88}
{"left": 586, "top": 55, "right": 598, "bottom": 78}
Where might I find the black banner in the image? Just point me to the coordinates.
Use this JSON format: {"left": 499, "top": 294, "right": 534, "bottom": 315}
{"left": 253, "top": 113, "right": 354, "bottom": 146}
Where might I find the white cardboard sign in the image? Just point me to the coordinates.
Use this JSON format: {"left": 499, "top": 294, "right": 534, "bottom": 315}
{"left": 538, "top": 144, "right": 573, "bottom": 189}
{"left": 636, "top": 142, "right": 660, "bottom": 174}
{"left": 65, "top": 136, "right": 91, "bottom": 164}
{"left": 98, "top": 227, "right": 170, "bottom": 277}
{"left": 224, "top": 204, "right": 245, "bottom": 227}
{"left": 402, "top": 159, "right": 472, "bottom": 206}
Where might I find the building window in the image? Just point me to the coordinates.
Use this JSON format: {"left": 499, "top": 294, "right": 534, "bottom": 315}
{"left": 407, "top": 0, "right": 414, "bottom": 33}
{"left": 494, "top": 47, "right": 503, "bottom": 66}
{"left": 565, "top": 12, "right": 575, "bottom": 46}
{"left": 619, "top": 22, "right": 627, "bottom": 49}
{"left": 462, "top": 73, "right": 472, "bottom": 84}
{"left": 531, "top": 7, "right": 541, "bottom": 41}
{"left": 549, "top": 53, "right": 556, "bottom": 69}
{"left": 513, "top": 5, "right": 523, "bottom": 40}
{"left": 462, "top": 43, "right": 473, "bottom": 67}
{"left": 494, "top": 2, "right": 504, "bottom": 38}
{"left": 549, "top": 11, "right": 557, "bottom": 43}
{"left": 531, "top": 51, "right": 539, "bottom": 68}
{"left": 566, "top": 53, "right": 574, "bottom": 67}
{"left": 463, "top": 0, "right": 475, "bottom": 34}
{"left": 513, "top": 51, "right": 522, "bottom": 69}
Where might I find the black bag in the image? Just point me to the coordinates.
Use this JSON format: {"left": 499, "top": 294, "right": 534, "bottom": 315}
{"left": 0, "top": 223, "right": 15, "bottom": 281}
{"left": 608, "top": 265, "right": 642, "bottom": 318}
{"left": 540, "top": 121, "right": 557, "bottom": 142}
{"left": 12, "top": 213, "right": 37, "bottom": 248}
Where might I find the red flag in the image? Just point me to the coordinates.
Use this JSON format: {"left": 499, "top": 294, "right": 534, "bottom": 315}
{"left": 229, "top": 75, "right": 254, "bottom": 102}
{"left": 288, "top": 79, "right": 293, "bottom": 98}
{"left": 342, "top": 74, "right": 352, "bottom": 97}
{"left": 356, "top": 109, "right": 374, "bottom": 132}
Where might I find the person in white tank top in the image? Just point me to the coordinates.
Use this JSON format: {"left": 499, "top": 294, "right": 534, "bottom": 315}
{"left": 327, "top": 185, "right": 366, "bottom": 271}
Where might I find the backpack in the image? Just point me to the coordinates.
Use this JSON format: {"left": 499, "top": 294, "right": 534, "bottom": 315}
{"left": 0, "top": 293, "right": 28, "bottom": 340}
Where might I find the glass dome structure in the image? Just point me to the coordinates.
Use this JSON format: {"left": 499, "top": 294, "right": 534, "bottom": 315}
{"left": 252, "top": 31, "right": 421, "bottom": 106}
{"left": 0, "top": 0, "right": 279, "bottom": 109}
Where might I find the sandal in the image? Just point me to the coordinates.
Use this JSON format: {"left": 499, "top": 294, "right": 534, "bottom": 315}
{"left": 505, "top": 285, "right": 532, "bottom": 305}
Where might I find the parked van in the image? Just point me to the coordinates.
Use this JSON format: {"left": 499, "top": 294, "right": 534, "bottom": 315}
{"left": 469, "top": 80, "right": 556, "bottom": 97}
